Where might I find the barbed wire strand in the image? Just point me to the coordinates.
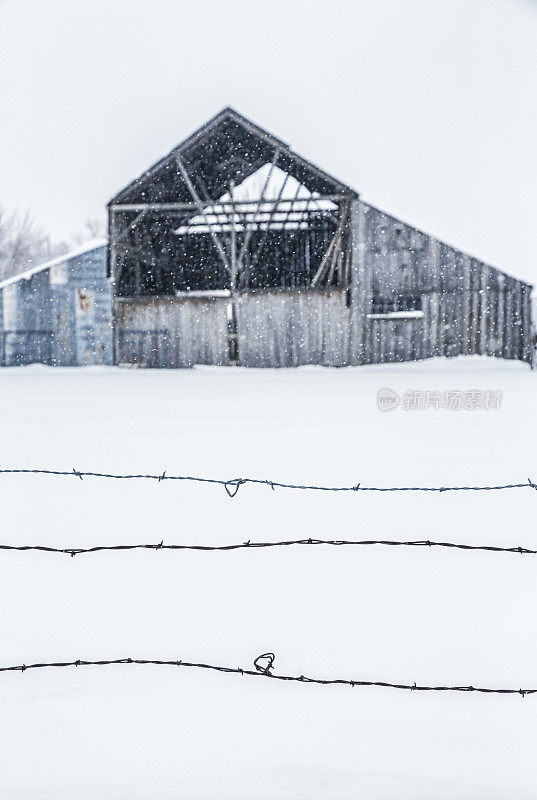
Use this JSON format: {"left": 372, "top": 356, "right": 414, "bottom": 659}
{"left": 1, "top": 538, "right": 536, "bottom": 557}
{"left": 0, "top": 468, "right": 536, "bottom": 497}
{"left": 0, "top": 657, "right": 533, "bottom": 696}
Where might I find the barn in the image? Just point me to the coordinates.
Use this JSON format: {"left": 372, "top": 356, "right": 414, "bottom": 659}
{"left": 1, "top": 107, "right": 533, "bottom": 368}
{"left": 108, "top": 107, "right": 533, "bottom": 368}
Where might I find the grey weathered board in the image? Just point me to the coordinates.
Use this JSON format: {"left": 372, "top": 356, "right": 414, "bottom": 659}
{"left": 236, "top": 290, "right": 349, "bottom": 367}
{"left": 348, "top": 200, "right": 533, "bottom": 366}
{"left": 115, "top": 296, "right": 229, "bottom": 367}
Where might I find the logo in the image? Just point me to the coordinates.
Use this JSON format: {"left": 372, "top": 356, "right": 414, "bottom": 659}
{"left": 377, "top": 387, "right": 400, "bottom": 412}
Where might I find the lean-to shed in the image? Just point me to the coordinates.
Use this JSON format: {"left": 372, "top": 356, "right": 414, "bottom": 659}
{"left": 0, "top": 240, "right": 112, "bottom": 366}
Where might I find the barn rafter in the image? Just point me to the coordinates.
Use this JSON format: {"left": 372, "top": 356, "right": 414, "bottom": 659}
{"left": 108, "top": 107, "right": 356, "bottom": 298}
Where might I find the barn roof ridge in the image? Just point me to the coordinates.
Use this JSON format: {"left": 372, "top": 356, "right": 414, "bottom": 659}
{"left": 108, "top": 107, "right": 357, "bottom": 206}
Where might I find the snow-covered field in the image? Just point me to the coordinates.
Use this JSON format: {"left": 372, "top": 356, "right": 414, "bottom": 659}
{"left": 0, "top": 357, "right": 536, "bottom": 799}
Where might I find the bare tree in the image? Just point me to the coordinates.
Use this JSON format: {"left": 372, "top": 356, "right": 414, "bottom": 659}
{"left": 0, "top": 206, "right": 62, "bottom": 282}
{"left": 71, "top": 218, "right": 106, "bottom": 245}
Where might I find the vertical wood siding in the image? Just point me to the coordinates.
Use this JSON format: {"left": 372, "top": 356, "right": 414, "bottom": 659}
{"left": 115, "top": 296, "right": 229, "bottom": 367}
{"left": 236, "top": 290, "right": 349, "bottom": 367}
{"left": 354, "top": 202, "right": 533, "bottom": 366}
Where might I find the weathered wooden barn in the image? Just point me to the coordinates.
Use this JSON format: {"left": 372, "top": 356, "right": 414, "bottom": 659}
{"left": 1, "top": 107, "right": 532, "bottom": 368}
{"left": 108, "top": 107, "right": 533, "bottom": 368}
{"left": 0, "top": 240, "right": 112, "bottom": 366}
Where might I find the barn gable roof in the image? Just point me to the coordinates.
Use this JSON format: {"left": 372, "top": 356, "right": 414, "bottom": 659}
{"left": 109, "top": 107, "right": 356, "bottom": 207}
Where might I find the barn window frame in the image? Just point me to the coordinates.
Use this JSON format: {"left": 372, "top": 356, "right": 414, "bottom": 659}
{"left": 370, "top": 295, "right": 422, "bottom": 315}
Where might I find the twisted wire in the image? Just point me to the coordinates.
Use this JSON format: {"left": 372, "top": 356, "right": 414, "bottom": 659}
{"left": 0, "top": 657, "right": 533, "bottom": 696}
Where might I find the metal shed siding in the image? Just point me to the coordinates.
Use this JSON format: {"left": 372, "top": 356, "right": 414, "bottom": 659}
{"left": 1, "top": 272, "right": 56, "bottom": 365}
{"left": 68, "top": 247, "right": 114, "bottom": 365}
{"left": 0, "top": 245, "right": 113, "bottom": 367}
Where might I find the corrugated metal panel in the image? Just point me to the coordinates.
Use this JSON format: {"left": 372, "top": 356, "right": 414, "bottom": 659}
{"left": 0, "top": 245, "right": 113, "bottom": 367}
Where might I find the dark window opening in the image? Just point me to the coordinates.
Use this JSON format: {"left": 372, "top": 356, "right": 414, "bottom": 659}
{"left": 371, "top": 296, "right": 422, "bottom": 315}
{"left": 115, "top": 211, "right": 346, "bottom": 297}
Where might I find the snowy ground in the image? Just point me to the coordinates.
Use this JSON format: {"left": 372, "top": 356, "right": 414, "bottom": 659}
{"left": 0, "top": 356, "right": 536, "bottom": 799}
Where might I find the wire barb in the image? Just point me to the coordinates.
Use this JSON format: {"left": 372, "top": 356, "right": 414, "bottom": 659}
{"left": 224, "top": 478, "right": 245, "bottom": 498}
{"left": 254, "top": 652, "right": 275, "bottom": 675}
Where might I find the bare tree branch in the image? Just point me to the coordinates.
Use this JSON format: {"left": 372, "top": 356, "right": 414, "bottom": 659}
{"left": 0, "top": 205, "right": 63, "bottom": 282}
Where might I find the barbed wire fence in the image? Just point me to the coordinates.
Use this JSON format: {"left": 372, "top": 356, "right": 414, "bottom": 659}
{"left": 0, "top": 538, "right": 536, "bottom": 558}
{"left": 1, "top": 467, "right": 535, "bottom": 557}
{"left": 1, "top": 466, "right": 536, "bottom": 696}
{"left": 0, "top": 656, "right": 535, "bottom": 696}
{"left": 0, "top": 467, "right": 537, "bottom": 497}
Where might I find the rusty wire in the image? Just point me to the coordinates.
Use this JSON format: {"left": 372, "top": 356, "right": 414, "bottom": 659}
{"left": 0, "top": 468, "right": 536, "bottom": 497}
{"left": 0, "top": 537, "right": 536, "bottom": 558}
{"left": 0, "top": 657, "right": 534, "bottom": 696}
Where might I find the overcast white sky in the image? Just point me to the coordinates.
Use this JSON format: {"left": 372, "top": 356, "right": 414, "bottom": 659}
{"left": 1, "top": 0, "right": 536, "bottom": 283}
